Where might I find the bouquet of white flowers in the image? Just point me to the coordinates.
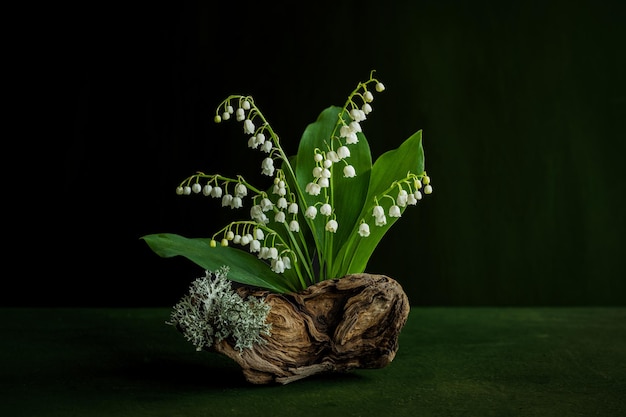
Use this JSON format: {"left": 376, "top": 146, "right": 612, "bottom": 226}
{"left": 142, "top": 71, "right": 433, "bottom": 294}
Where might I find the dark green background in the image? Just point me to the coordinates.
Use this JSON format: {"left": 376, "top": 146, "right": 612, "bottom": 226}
{"left": 12, "top": 0, "right": 625, "bottom": 307}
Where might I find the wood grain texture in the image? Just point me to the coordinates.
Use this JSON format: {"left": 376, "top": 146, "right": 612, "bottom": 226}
{"left": 209, "top": 273, "right": 411, "bottom": 384}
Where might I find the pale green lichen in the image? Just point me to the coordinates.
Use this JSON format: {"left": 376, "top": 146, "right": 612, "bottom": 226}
{"left": 167, "top": 266, "right": 272, "bottom": 351}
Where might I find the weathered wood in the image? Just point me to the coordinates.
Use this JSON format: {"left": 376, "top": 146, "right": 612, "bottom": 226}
{"left": 210, "top": 273, "right": 411, "bottom": 384}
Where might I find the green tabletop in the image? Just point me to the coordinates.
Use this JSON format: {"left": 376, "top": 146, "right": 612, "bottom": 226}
{"left": 1, "top": 308, "right": 624, "bottom": 417}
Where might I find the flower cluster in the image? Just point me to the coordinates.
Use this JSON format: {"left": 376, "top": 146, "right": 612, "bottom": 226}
{"left": 151, "top": 71, "right": 434, "bottom": 292}
{"left": 167, "top": 266, "right": 272, "bottom": 351}
{"left": 368, "top": 174, "right": 433, "bottom": 230}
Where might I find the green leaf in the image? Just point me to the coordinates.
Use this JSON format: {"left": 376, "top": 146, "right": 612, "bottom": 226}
{"left": 294, "top": 106, "right": 372, "bottom": 279}
{"left": 333, "top": 130, "right": 425, "bottom": 276}
{"left": 141, "top": 233, "right": 296, "bottom": 293}
{"left": 366, "top": 130, "right": 424, "bottom": 202}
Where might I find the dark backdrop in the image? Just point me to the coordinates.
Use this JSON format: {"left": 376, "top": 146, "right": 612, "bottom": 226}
{"left": 10, "top": 0, "right": 625, "bottom": 307}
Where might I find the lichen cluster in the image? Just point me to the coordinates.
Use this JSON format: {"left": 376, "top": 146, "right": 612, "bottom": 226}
{"left": 167, "top": 266, "right": 272, "bottom": 351}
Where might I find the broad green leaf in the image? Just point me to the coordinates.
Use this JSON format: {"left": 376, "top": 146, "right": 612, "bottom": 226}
{"left": 294, "top": 106, "right": 372, "bottom": 279}
{"left": 366, "top": 130, "right": 424, "bottom": 202}
{"left": 141, "top": 233, "right": 296, "bottom": 293}
{"left": 332, "top": 130, "right": 425, "bottom": 276}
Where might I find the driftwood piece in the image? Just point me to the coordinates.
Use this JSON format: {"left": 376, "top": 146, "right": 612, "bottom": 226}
{"left": 210, "top": 273, "right": 410, "bottom": 384}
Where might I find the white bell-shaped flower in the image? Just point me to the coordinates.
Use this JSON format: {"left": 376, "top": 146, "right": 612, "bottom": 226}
{"left": 326, "top": 151, "right": 340, "bottom": 163}
{"left": 389, "top": 205, "right": 401, "bottom": 218}
{"left": 249, "top": 239, "right": 261, "bottom": 253}
{"left": 271, "top": 258, "right": 285, "bottom": 274}
{"left": 345, "top": 132, "right": 359, "bottom": 144}
{"left": 337, "top": 146, "right": 350, "bottom": 159}
{"left": 210, "top": 186, "right": 222, "bottom": 198}
{"left": 306, "top": 182, "right": 321, "bottom": 196}
{"left": 235, "top": 183, "right": 248, "bottom": 197}
{"left": 289, "top": 220, "right": 300, "bottom": 232}
{"left": 261, "top": 141, "right": 273, "bottom": 153}
{"left": 259, "top": 247, "right": 270, "bottom": 259}
{"left": 372, "top": 205, "right": 385, "bottom": 219}
{"left": 288, "top": 202, "right": 299, "bottom": 214}
{"left": 343, "top": 165, "right": 356, "bottom": 178}
{"left": 396, "top": 190, "right": 408, "bottom": 207}
{"left": 243, "top": 119, "right": 255, "bottom": 134}
{"left": 282, "top": 256, "right": 292, "bottom": 269}
{"left": 231, "top": 196, "right": 243, "bottom": 209}
{"left": 248, "top": 136, "right": 258, "bottom": 149}
{"left": 349, "top": 121, "right": 362, "bottom": 133}
{"left": 358, "top": 223, "right": 370, "bottom": 237}
{"left": 222, "top": 194, "right": 233, "bottom": 207}
{"left": 305, "top": 206, "right": 317, "bottom": 219}
{"left": 325, "top": 219, "right": 338, "bottom": 233}
{"left": 250, "top": 205, "right": 263, "bottom": 221}
{"left": 261, "top": 157, "right": 275, "bottom": 176}
{"left": 260, "top": 198, "right": 273, "bottom": 212}
{"left": 320, "top": 203, "right": 332, "bottom": 216}
{"left": 274, "top": 211, "right": 286, "bottom": 223}
{"left": 349, "top": 108, "right": 366, "bottom": 122}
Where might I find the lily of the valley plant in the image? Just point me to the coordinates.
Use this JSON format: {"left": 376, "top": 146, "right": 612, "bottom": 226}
{"left": 142, "top": 71, "right": 433, "bottom": 294}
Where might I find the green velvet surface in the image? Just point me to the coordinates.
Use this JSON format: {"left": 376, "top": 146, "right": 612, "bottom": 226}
{"left": 2, "top": 308, "right": 624, "bottom": 417}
